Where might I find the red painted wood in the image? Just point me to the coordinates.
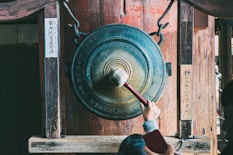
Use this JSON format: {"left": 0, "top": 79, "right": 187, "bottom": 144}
{"left": 62, "top": 0, "right": 178, "bottom": 136}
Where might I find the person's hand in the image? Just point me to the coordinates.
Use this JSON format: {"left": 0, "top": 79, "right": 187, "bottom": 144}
{"left": 140, "top": 100, "right": 161, "bottom": 121}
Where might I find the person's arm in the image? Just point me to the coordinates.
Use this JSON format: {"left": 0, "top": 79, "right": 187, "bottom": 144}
{"left": 143, "top": 120, "right": 158, "bottom": 132}
{"left": 140, "top": 100, "right": 161, "bottom": 132}
{"left": 141, "top": 101, "right": 182, "bottom": 155}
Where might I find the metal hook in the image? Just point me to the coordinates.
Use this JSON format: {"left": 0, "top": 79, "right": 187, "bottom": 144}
{"left": 149, "top": 0, "right": 175, "bottom": 45}
{"left": 62, "top": 0, "right": 86, "bottom": 45}
{"left": 149, "top": 32, "right": 164, "bottom": 46}
{"left": 63, "top": 1, "right": 80, "bottom": 31}
{"left": 157, "top": 0, "right": 175, "bottom": 34}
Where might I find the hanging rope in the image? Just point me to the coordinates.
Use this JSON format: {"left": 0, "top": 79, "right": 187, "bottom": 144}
{"left": 63, "top": 0, "right": 174, "bottom": 46}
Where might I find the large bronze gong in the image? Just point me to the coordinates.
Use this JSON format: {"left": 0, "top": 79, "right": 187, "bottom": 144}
{"left": 70, "top": 24, "right": 168, "bottom": 120}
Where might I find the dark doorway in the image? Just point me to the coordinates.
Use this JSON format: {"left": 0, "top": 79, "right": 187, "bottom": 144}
{"left": 0, "top": 43, "right": 42, "bottom": 155}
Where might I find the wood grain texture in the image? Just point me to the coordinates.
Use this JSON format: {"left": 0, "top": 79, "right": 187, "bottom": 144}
{"left": 62, "top": 0, "right": 179, "bottom": 136}
{"left": 28, "top": 135, "right": 211, "bottom": 154}
{"left": 193, "top": 15, "right": 217, "bottom": 155}
{"left": 44, "top": 1, "right": 61, "bottom": 138}
{"left": 0, "top": 0, "right": 214, "bottom": 154}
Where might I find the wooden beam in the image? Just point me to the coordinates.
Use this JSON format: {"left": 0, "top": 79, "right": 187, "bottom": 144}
{"left": 184, "top": 0, "right": 233, "bottom": 18}
{"left": 28, "top": 135, "right": 211, "bottom": 154}
{"left": 0, "top": 0, "right": 57, "bottom": 22}
{"left": 44, "top": 1, "right": 61, "bottom": 138}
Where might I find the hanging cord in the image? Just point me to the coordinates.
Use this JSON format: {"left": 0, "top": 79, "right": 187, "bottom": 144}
{"left": 149, "top": 0, "right": 175, "bottom": 46}
{"left": 62, "top": 0, "right": 87, "bottom": 45}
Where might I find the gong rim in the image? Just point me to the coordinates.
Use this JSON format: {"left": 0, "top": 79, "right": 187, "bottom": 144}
{"left": 70, "top": 24, "right": 168, "bottom": 120}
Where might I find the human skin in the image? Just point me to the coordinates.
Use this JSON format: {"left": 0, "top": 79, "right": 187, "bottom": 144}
{"left": 140, "top": 101, "right": 179, "bottom": 155}
{"left": 140, "top": 100, "right": 161, "bottom": 121}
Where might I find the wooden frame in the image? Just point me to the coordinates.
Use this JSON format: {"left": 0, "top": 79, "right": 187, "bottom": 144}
{"left": 30, "top": 0, "right": 211, "bottom": 153}
{"left": 0, "top": 0, "right": 218, "bottom": 154}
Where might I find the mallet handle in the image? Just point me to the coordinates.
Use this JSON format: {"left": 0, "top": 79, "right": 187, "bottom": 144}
{"left": 124, "top": 82, "right": 148, "bottom": 107}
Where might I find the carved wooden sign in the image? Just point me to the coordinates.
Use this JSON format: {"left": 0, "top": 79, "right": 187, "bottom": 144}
{"left": 45, "top": 18, "right": 58, "bottom": 58}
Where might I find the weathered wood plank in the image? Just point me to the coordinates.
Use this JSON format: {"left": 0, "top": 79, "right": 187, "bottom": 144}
{"left": 193, "top": 15, "right": 217, "bottom": 155}
{"left": 178, "top": 1, "right": 194, "bottom": 141}
{"left": 179, "top": 65, "right": 194, "bottom": 139}
{"left": 180, "top": 65, "right": 193, "bottom": 120}
{"left": 156, "top": 1, "right": 178, "bottom": 136}
{"left": 179, "top": 1, "right": 193, "bottom": 65}
{"left": 28, "top": 135, "right": 211, "bottom": 154}
{"left": 44, "top": 1, "right": 61, "bottom": 138}
{"left": 0, "top": 0, "right": 56, "bottom": 21}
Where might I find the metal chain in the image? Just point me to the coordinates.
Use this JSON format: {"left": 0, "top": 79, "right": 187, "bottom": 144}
{"left": 62, "top": 0, "right": 87, "bottom": 45}
{"left": 63, "top": 0, "right": 174, "bottom": 46}
{"left": 149, "top": 0, "right": 175, "bottom": 46}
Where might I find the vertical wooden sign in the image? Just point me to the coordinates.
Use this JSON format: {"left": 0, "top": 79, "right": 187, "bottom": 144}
{"left": 45, "top": 18, "right": 58, "bottom": 58}
{"left": 44, "top": 1, "right": 61, "bottom": 138}
{"left": 180, "top": 65, "right": 193, "bottom": 120}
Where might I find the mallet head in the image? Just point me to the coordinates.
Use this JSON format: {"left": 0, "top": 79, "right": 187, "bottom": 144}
{"left": 109, "top": 67, "right": 129, "bottom": 87}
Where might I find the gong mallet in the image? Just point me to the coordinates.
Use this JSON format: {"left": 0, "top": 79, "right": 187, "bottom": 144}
{"left": 109, "top": 68, "right": 172, "bottom": 154}
{"left": 109, "top": 67, "right": 148, "bottom": 107}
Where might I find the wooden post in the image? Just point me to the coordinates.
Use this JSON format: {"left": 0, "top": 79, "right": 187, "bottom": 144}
{"left": 28, "top": 1, "right": 211, "bottom": 153}
{"left": 219, "top": 20, "right": 232, "bottom": 87}
{"left": 178, "top": 1, "right": 194, "bottom": 139}
{"left": 178, "top": 2, "right": 212, "bottom": 153}
{"left": 44, "top": 1, "right": 61, "bottom": 138}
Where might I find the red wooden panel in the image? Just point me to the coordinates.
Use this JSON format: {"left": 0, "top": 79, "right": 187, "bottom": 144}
{"left": 62, "top": 0, "right": 178, "bottom": 136}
